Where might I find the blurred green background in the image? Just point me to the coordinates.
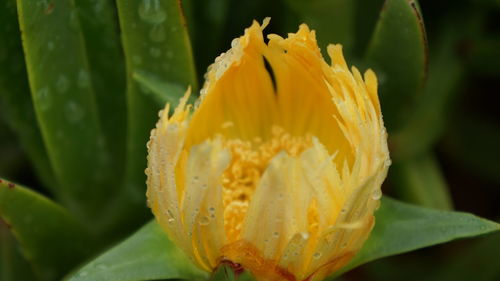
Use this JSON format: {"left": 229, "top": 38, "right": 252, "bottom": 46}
{"left": 1, "top": 0, "right": 499, "bottom": 280}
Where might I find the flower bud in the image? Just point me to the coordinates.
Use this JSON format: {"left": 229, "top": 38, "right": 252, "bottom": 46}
{"left": 147, "top": 18, "right": 390, "bottom": 281}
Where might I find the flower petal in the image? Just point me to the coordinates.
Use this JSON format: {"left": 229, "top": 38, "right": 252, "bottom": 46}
{"left": 180, "top": 139, "right": 231, "bottom": 270}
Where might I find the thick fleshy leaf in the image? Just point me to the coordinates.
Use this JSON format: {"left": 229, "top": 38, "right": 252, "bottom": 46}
{"left": 0, "top": 178, "right": 94, "bottom": 281}
{"left": 366, "top": 0, "right": 428, "bottom": 131}
{"left": 352, "top": 0, "right": 385, "bottom": 56}
{"left": 0, "top": 0, "right": 55, "bottom": 189}
{"left": 284, "top": 0, "right": 355, "bottom": 52}
{"left": 183, "top": 0, "right": 231, "bottom": 76}
{"left": 132, "top": 70, "right": 191, "bottom": 106}
{"left": 0, "top": 220, "right": 37, "bottom": 281}
{"left": 334, "top": 197, "right": 499, "bottom": 276}
{"left": 390, "top": 21, "right": 463, "bottom": 161}
{"left": 116, "top": 0, "right": 197, "bottom": 204}
{"left": 74, "top": 0, "right": 127, "bottom": 184}
{"left": 67, "top": 221, "right": 207, "bottom": 281}
{"left": 391, "top": 153, "right": 453, "bottom": 210}
{"left": 16, "top": 0, "right": 115, "bottom": 225}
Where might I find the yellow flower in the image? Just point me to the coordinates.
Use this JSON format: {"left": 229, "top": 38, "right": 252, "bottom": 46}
{"left": 146, "top": 18, "right": 390, "bottom": 281}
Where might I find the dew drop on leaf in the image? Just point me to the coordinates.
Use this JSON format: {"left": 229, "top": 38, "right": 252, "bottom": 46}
{"left": 149, "top": 25, "right": 166, "bottom": 42}
{"left": 56, "top": 75, "right": 70, "bottom": 94}
{"left": 138, "top": 0, "right": 167, "bottom": 25}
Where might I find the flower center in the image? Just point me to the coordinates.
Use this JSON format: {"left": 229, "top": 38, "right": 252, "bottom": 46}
{"left": 221, "top": 126, "right": 312, "bottom": 242}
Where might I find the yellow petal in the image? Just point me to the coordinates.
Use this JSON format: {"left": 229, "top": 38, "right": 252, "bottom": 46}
{"left": 146, "top": 18, "right": 390, "bottom": 281}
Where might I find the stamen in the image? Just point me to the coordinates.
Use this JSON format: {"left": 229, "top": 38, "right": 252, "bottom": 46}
{"left": 221, "top": 126, "right": 312, "bottom": 241}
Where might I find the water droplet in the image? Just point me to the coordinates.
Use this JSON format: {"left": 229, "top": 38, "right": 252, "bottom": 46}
{"left": 95, "top": 263, "right": 107, "bottom": 270}
{"left": 149, "top": 25, "right": 166, "bottom": 42}
{"left": 94, "top": 1, "right": 104, "bottom": 14}
{"left": 69, "top": 10, "right": 79, "bottom": 30}
{"left": 341, "top": 242, "right": 348, "bottom": 248}
{"left": 209, "top": 207, "right": 215, "bottom": 213}
{"left": 166, "top": 50, "right": 174, "bottom": 58}
{"left": 149, "top": 47, "right": 161, "bottom": 58}
{"left": 372, "top": 189, "right": 382, "bottom": 200}
{"left": 340, "top": 208, "right": 347, "bottom": 214}
{"left": 36, "top": 87, "right": 51, "bottom": 110}
{"left": 56, "top": 75, "right": 70, "bottom": 93}
{"left": 77, "top": 69, "right": 90, "bottom": 88}
{"left": 231, "top": 38, "right": 239, "bottom": 48}
{"left": 273, "top": 231, "right": 279, "bottom": 237}
{"left": 313, "top": 252, "right": 322, "bottom": 259}
{"left": 24, "top": 215, "right": 33, "bottom": 223}
{"left": 199, "top": 216, "right": 210, "bottom": 225}
{"left": 65, "top": 101, "right": 84, "bottom": 123}
{"left": 47, "top": 41, "right": 54, "bottom": 50}
{"left": 132, "top": 55, "right": 143, "bottom": 65}
{"left": 166, "top": 209, "right": 175, "bottom": 223}
{"left": 384, "top": 159, "right": 392, "bottom": 167}
{"left": 138, "top": 0, "right": 167, "bottom": 24}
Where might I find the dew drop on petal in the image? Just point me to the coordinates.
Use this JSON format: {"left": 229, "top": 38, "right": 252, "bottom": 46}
{"left": 199, "top": 216, "right": 210, "bottom": 225}
{"left": 166, "top": 209, "right": 175, "bottom": 223}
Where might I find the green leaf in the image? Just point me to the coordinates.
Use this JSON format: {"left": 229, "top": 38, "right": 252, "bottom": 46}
{"left": 336, "top": 197, "right": 499, "bottom": 275}
{"left": 284, "top": 0, "right": 355, "bottom": 54}
{"left": 183, "top": 0, "right": 231, "bottom": 77}
{"left": 391, "top": 152, "right": 453, "bottom": 210}
{"left": 16, "top": 0, "right": 116, "bottom": 225}
{"left": 0, "top": 0, "right": 56, "bottom": 189}
{"left": 0, "top": 220, "right": 37, "bottom": 281}
{"left": 116, "top": 0, "right": 198, "bottom": 205}
{"left": 366, "top": 0, "right": 428, "bottom": 131}
{"left": 390, "top": 19, "right": 463, "bottom": 161}
{"left": 0, "top": 178, "right": 94, "bottom": 281}
{"left": 67, "top": 221, "right": 207, "bottom": 281}
{"left": 133, "top": 70, "right": 192, "bottom": 106}
{"left": 74, "top": 0, "right": 127, "bottom": 185}
{"left": 352, "top": 0, "right": 385, "bottom": 57}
